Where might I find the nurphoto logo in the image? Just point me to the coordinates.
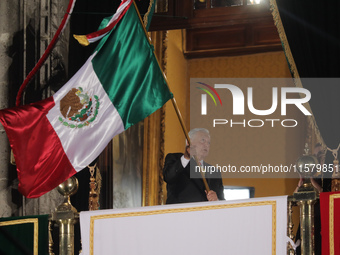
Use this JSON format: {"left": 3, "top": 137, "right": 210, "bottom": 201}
{"left": 195, "top": 81, "right": 311, "bottom": 128}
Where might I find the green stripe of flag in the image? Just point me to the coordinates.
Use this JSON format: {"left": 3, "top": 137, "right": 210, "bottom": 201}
{"left": 92, "top": 4, "right": 172, "bottom": 129}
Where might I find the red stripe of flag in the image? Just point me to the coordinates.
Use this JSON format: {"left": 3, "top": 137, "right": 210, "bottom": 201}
{"left": 0, "top": 97, "right": 76, "bottom": 198}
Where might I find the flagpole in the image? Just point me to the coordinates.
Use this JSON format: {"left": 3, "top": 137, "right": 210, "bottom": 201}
{"left": 169, "top": 98, "right": 191, "bottom": 145}
{"left": 133, "top": 1, "right": 191, "bottom": 145}
{"left": 133, "top": 2, "right": 211, "bottom": 192}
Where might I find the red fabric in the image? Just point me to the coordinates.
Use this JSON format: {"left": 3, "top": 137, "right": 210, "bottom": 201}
{"left": 0, "top": 97, "right": 76, "bottom": 198}
{"left": 320, "top": 191, "right": 340, "bottom": 255}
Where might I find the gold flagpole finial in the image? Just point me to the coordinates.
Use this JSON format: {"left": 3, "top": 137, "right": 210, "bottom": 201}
{"left": 73, "top": 35, "right": 90, "bottom": 46}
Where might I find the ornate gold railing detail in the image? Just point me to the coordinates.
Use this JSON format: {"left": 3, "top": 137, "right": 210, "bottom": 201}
{"left": 48, "top": 219, "right": 55, "bottom": 255}
{"left": 288, "top": 184, "right": 319, "bottom": 255}
{"left": 50, "top": 176, "right": 79, "bottom": 255}
{"left": 287, "top": 147, "right": 320, "bottom": 255}
{"left": 287, "top": 196, "right": 297, "bottom": 255}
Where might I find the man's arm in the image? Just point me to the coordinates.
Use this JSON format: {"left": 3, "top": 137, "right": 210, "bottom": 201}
{"left": 163, "top": 153, "right": 188, "bottom": 184}
{"left": 216, "top": 177, "right": 225, "bottom": 200}
{"left": 206, "top": 171, "right": 225, "bottom": 201}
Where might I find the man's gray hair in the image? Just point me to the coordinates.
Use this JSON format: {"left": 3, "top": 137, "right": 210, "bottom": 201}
{"left": 188, "top": 128, "right": 210, "bottom": 140}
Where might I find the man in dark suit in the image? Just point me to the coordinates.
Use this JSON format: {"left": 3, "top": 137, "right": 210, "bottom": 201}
{"left": 163, "top": 128, "right": 225, "bottom": 204}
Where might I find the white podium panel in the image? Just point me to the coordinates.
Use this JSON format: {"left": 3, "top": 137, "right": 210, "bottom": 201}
{"left": 80, "top": 196, "right": 287, "bottom": 255}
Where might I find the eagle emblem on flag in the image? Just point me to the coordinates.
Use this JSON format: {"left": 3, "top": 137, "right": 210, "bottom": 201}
{"left": 59, "top": 87, "right": 99, "bottom": 128}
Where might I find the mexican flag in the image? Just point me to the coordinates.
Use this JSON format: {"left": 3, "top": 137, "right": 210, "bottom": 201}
{"left": 0, "top": 4, "right": 172, "bottom": 198}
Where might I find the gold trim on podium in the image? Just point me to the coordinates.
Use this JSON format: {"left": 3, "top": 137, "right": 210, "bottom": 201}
{"left": 0, "top": 218, "right": 39, "bottom": 255}
{"left": 89, "top": 201, "right": 277, "bottom": 255}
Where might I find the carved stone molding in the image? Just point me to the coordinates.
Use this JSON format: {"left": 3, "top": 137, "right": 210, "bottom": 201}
{"left": 142, "top": 31, "right": 168, "bottom": 206}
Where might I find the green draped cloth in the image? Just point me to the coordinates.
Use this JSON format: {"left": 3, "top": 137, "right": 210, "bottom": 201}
{"left": 0, "top": 215, "right": 49, "bottom": 255}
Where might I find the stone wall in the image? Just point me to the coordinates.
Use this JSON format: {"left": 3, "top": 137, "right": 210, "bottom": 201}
{"left": 0, "top": 0, "right": 20, "bottom": 217}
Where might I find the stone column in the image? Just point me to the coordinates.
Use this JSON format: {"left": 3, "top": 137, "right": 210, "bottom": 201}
{"left": 0, "top": 0, "right": 21, "bottom": 217}
{"left": 23, "top": 0, "right": 69, "bottom": 216}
